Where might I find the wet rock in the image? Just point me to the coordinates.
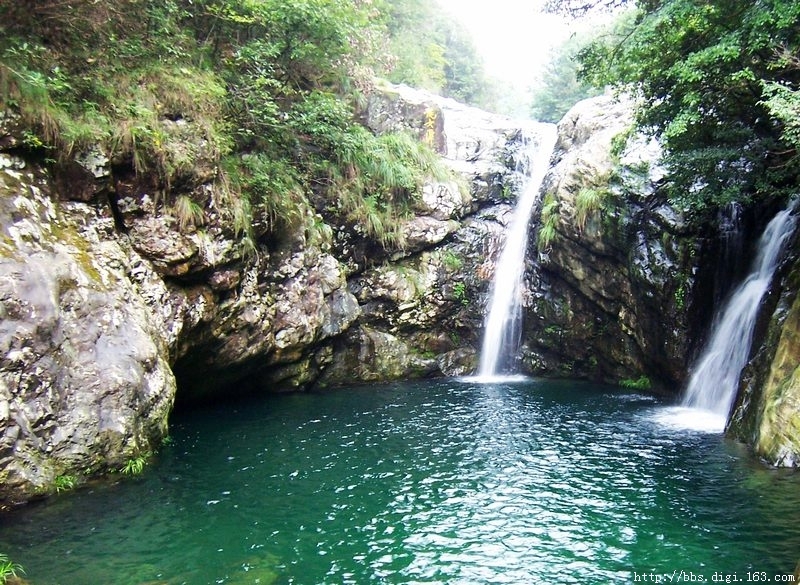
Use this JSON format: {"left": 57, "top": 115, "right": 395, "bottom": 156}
{"left": 524, "top": 94, "right": 707, "bottom": 388}
{"left": 0, "top": 161, "right": 175, "bottom": 507}
{"left": 730, "top": 246, "right": 800, "bottom": 467}
{"left": 438, "top": 347, "right": 478, "bottom": 377}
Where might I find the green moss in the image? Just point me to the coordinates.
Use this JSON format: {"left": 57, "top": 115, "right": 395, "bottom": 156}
{"left": 442, "top": 250, "right": 463, "bottom": 270}
{"left": 50, "top": 222, "right": 103, "bottom": 285}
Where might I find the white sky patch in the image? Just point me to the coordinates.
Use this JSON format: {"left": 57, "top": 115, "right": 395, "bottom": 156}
{"left": 434, "top": 0, "right": 573, "bottom": 90}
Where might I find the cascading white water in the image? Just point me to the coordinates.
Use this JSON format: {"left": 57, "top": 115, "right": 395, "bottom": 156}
{"left": 476, "top": 124, "right": 558, "bottom": 380}
{"left": 682, "top": 205, "right": 797, "bottom": 420}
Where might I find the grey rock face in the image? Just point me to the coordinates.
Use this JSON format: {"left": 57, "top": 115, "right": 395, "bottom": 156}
{"left": 0, "top": 154, "right": 174, "bottom": 505}
{"left": 4, "top": 84, "right": 738, "bottom": 504}
{"left": 522, "top": 94, "right": 708, "bottom": 388}
{"left": 1, "top": 82, "right": 540, "bottom": 503}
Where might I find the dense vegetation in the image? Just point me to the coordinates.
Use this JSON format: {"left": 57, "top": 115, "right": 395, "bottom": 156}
{"left": 0, "top": 0, "right": 489, "bottom": 250}
{"left": 568, "top": 0, "right": 800, "bottom": 213}
{"left": 5, "top": 0, "right": 795, "bottom": 263}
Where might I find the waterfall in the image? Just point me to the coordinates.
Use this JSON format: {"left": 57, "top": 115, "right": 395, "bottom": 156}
{"left": 476, "top": 124, "right": 558, "bottom": 380}
{"left": 682, "top": 204, "right": 797, "bottom": 420}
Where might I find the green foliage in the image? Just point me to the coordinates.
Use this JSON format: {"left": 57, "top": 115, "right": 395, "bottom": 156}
{"left": 173, "top": 195, "right": 206, "bottom": 232}
{"left": 0, "top": 554, "right": 24, "bottom": 584}
{"left": 577, "top": 0, "right": 800, "bottom": 213}
{"left": 54, "top": 474, "right": 77, "bottom": 493}
{"left": 620, "top": 375, "right": 652, "bottom": 390}
{"left": 442, "top": 250, "right": 463, "bottom": 270}
{"left": 761, "top": 79, "right": 800, "bottom": 153}
{"left": 1, "top": 0, "right": 452, "bottom": 253}
{"left": 674, "top": 280, "right": 687, "bottom": 311}
{"left": 538, "top": 193, "right": 561, "bottom": 249}
{"left": 529, "top": 29, "right": 605, "bottom": 123}
{"left": 453, "top": 282, "right": 469, "bottom": 306}
{"left": 575, "top": 187, "right": 606, "bottom": 231}
{"left": 379, "top": 0, "right": 496, "bottom": 110}
{"left": 229, "top": 153, "right": 306, "bottom": 236}
{"left": 328, "top": 126, "right": 450, "bottom": 247}
{"left": 121, "top": 455, "right": 148, "bottom": 475}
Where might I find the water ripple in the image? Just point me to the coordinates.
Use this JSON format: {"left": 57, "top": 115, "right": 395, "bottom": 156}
{"left": 1, "top": 378, "right": 799, "bottom": 584}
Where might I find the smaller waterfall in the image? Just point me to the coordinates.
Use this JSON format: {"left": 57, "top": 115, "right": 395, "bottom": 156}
{"left": 476, "top": 124, "right": 558, "bottom": 380}
{"left": 682, "top": 204, "right": 797, "bottom": 421}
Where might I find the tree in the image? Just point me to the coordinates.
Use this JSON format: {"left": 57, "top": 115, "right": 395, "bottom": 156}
{"left": 529, "top": 31, "right": 605, "bottom": 123}
{"left": 576, "top": 0, "right": 800, "bottom": 212}
{"left": 378, "top": 0, "right": 495, "bottom": 110}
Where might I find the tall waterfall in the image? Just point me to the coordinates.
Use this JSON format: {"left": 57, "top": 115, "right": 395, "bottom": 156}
{"left": 477, "top": 124, "right": 558, "bottom": 379}
{"left": 682, "top": 204, "right": 797, "bottom": 419}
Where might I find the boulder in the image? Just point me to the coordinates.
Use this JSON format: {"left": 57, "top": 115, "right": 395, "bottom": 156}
{"left": 523, "top": 94, "right": 709, "bottom": 388}
{"left": 0, "top": 154, "right": 174, "bottom": 506}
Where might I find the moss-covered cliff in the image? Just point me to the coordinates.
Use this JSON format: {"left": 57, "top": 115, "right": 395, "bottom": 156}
{"left": 730, "top": 240, "right": 800, "bottom": 466}
{"left": 520, "top": 96, "right": 708, "bottom": 390}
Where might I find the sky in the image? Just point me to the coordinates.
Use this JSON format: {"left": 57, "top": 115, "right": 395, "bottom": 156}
{"left": 434, "top": 0, "right": 574, "bottom": 90}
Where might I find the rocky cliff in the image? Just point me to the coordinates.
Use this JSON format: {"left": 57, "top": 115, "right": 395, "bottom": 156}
{"left": 0, "top": 83, "right": 553, "bottom": 506}
{"left": 729, "top": 233, "right": 800, "bottom": 467}
{"left": 520, "top": 95, "right": 714, "bottom": 389}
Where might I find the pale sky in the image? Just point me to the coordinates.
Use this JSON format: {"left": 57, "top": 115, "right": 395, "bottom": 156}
{"left": 434, "top": 0, "right": 576, "bottom": 89}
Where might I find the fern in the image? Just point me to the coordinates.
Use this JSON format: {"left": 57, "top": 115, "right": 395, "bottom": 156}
{"left": 538, "top": 193, "right": 560, "bottom": 249}
{"left": 575, "top": 187, "right": 604, "bottom": 231}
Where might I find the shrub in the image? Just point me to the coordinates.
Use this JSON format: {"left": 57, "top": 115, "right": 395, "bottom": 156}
{"left": 54, "top": 474, "right": 76, "bottom": 493}
{"left": 620, "top": 376, "right": 652, "bottom": 390}
{"left": 0, "top": 554, "right": 24, "bottom": 584}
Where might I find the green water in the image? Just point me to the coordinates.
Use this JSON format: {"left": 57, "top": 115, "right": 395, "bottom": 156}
{"left": 1, "top": 378, "right": 799, "bottom": 584}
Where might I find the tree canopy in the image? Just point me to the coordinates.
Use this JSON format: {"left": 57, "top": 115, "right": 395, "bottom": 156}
{"left": 575, "top": 0, "right": 800, "bottom": 212}
{"left": 529, "top": 29, "right": 605, "bottom": 123}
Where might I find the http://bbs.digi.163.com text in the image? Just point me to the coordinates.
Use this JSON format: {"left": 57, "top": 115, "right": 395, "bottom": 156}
{"left": 632, "top": 570, "right": 797, "bottom": 583}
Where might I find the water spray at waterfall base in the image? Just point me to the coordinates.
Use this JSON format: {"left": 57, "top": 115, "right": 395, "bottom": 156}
{"left": 474, "top": 124, "right": 558, "bottom": 382}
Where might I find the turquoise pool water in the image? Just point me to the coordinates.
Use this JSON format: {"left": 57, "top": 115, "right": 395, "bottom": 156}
{"left": 1, "top": 378, "right": 798, "bottom": 584}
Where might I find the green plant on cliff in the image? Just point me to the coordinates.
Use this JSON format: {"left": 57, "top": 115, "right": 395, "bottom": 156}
{"left": 453, "top": 282, "right": 469, "bottom": 307}
{"left": 326, "top": 126, "right": 451, "bottom": 247}
{"left": 0, "top": 554, "right": 24, "bottom": 584}
{"left": 442, "top": 250, "right": 463, "bottom": 270}
{"left": 173, "top": 195, "right": 206, "bottom": 233}
{"left": 538, "top": 192, "right": 560, "bottom": 249}
{"left": 54, "top": 474, "right": 77, "bottom": 493}
{"left": 121, "top": 455, "right": 148, "bottom": 476}
{"left": 620, "top": 375, "right": 652, "bottom": 390}
{"left": 574, "top": 186, "right": 605, "bottom": 232}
